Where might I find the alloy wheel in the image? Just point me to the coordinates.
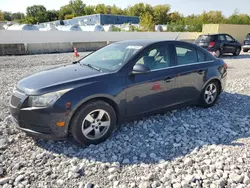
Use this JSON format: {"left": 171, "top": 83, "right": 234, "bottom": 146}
{"left": 81, "top": 109, "right": 111, "bottom": 140}
{"left": 204, "top": 83, "right": 217, "bottom": 104}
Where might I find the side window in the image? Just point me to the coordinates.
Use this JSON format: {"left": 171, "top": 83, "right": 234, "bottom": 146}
{"left": 175, "top": 46, "right": 198, "bottom": 65}
{"left": 225, "top": 35, "right": 234, "bottom": 42}
{"left": 218, "top": 35, "right": 226, "bottom": 41}
{"left": 197, "top": 50, "right": 206, "bottom": 62}
{"left": 135, "top": 45, "right": 170, "bottom": 71}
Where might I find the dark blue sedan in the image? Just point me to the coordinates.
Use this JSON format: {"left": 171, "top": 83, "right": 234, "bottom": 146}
{"left": 9, "top": 40, "right": 227, "bottom": 145}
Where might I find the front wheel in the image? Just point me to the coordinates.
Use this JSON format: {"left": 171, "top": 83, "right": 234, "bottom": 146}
{"left": 70, "top": 100, "right": 116, "bottom": 146}
{"left": 233, "top": 48, "right": 241, "bottom": 56}
{"left": 215, "top": 49, "right": 221, "bottom": 58}
{"left": 199, "top": 81, "right": 220, "bottom": 108}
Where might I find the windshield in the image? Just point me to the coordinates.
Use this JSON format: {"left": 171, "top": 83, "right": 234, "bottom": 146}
{"left": 246, "top": 34, "right": 250, "bottom": 40}
{"left": 79, "top": 43, "right": 143, "bottom": 72}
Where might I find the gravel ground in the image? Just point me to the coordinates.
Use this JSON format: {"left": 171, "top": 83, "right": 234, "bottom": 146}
{"left": 1, "top": 52, "right": 250, "bottom": 188}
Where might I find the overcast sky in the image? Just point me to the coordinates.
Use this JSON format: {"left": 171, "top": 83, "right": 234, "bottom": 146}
{"left": 0, "top": 0, "right": 249, "bottom": 17}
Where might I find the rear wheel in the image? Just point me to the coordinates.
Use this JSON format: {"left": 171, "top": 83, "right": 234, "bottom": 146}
{"left": 70, "top": 100, "right": 116, "bottom": 146}
{"left": 233, "top": 48, "right": 241, "bottom": 56}
{"left": 199, "top": 81, "right": 220, "bottom": 108}
{"left": 243, "top": 49, "right": 249, "bottom": 53}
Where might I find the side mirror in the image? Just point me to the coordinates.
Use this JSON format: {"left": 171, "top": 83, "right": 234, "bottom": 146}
{"left": 131, "top": 64, "right": 150, "bottom": 74}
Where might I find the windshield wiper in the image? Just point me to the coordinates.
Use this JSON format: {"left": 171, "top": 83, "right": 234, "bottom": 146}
{"left": 82, "top": 63, "right": 102, "bottom": 72}
{"left": 72, "top": 61, "right": 79, "bottom": 64}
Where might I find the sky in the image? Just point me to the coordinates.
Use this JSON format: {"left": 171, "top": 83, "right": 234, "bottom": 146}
{"left": 0, "top": 0, "right": 249, "bottom": 17}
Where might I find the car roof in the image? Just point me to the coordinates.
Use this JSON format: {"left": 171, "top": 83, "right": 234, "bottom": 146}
{"left": 200, "top": 33, "right": 230, "bottom": 36}
{"left": 114, "top": 39, "right": 195, "bottom": 47}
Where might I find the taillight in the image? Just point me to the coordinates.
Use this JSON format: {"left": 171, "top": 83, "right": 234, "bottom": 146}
{"left": 209, "top": 42, "right": 216, "bottom": 47}
{"left": 224, "top": 63, "right": 228, "bottom": 70}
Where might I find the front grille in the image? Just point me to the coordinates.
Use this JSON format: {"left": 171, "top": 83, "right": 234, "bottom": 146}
{"left": 11, "top": 95, "right": 21, "bottom": 107}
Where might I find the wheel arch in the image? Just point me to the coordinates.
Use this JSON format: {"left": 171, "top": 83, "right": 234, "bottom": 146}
{"left": 202, "top": 77, "right": 222, "bottom": 94}
{"left": 68, "top": 95, "right": 120, "bottom": 133}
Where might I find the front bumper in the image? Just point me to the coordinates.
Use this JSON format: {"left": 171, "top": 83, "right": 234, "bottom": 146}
{"left": 9, "top": 89, "right": 70, "bottom": 140}
{"left": 243, "top": 45, "right": 250, "bottom": 50}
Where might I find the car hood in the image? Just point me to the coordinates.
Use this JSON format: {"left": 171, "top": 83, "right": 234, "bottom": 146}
{"left": 17, "top": 63, "right": 107, "bottom": 95}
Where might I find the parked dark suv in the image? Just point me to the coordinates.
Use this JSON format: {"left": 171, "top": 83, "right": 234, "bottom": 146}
{"left": 243, "top": 33, "right": 250, "bottom": 52}
{"left": 194, "top": 33, "right": 242, "bottom": 57}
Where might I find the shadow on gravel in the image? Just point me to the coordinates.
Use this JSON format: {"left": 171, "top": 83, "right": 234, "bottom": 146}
{"left": 221, "top": 53, "right": 250, "bottom": 59}
{"left": 35, "top": 91, "right": 250, "bottom": 165}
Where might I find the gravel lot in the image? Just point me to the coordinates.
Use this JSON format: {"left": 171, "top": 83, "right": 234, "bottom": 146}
{"left": 1, "top": 52, "right": 250, "bottom": 188}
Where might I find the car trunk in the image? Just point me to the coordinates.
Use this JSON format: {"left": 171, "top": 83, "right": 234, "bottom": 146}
{"left": 194, "top": 35, "right": 214, "bottom": 49}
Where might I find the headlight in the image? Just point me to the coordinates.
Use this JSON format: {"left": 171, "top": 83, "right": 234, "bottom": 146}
{"left": 29, "top": 88, "right": 72, "bottom": 107}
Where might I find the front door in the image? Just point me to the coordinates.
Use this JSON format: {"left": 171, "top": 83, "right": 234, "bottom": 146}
{"left": 125, "top": 44, "right": 177, "bottom": 118}
{"left": 225, "top": 34, "right": 238, "bottom": 53}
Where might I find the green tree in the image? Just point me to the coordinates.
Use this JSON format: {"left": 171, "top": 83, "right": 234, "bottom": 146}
{"left": 169, "top": 11, "right": 184, "bottom": 24}
{"left": 3, "top": 11, "right": 12, "bottom": 21}
{"left": 200, "top": 11, "right": 226, "bottom": 24}
{"left": 47, "top": 10, "right": 59, "bottom": 21}
{"left": 95, "top": 4, "right": 107, "bottom": 14}
{"left": 140, "top": 12, "right": 155, "bottom": 31}
{"left": 228, "top": 10, "right": 250, "bottom": 24}
{"left": 59, "top": 5, "right": 74, "bottom": 20}
{"left": 26, "top": 5, "right": 48, "bottom": 23}
{"left": 84, "top": 5, "right": 95, "bottom": 15}
{"left": 12, "top": 12, "right": 25, "bottom": 20}
{"left": 111, "top": 5, "right": 124, "bottom": 15}
{"left": 64, "top": 14, "right": 75, "bottom": 19}
{"left": 0, "top": 11, "right": 4, "bottom": 21}
{"left": 69, "top": 0, "right": 85, "bottom": 16}
{"left": 128, "top": 3, "right": 153, "bottom": 17}
{"left": 153, "top": 5, "right": 171, "bottom": 24}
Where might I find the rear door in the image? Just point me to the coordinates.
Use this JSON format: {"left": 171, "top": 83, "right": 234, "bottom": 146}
{"left": 172, "top": 43, "right": 210, "bottom": 104}
{"left": 217, "top": 34, "right": 229, "bottom": 53}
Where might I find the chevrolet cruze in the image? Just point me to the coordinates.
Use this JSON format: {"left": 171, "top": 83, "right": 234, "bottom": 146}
{"left": 9, "top": 40, "right": 227, "bottom": 145}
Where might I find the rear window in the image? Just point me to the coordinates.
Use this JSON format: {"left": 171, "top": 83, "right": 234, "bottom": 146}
{"left": 196, "top": 35, "right": 211, "bottom": 42}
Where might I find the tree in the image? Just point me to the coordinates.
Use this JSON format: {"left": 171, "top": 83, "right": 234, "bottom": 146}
{"left": 140, "top": 12, "right": 155, "bottom": 31}
{"left": 59, "top": 5, "right": 74, "bottom": 20}
{"left": 128, "top": 3, "right": 153, "bottom": 17}
{"left": 200, "top": 11, "right": 226, "bottom": 24}
{"left": 3, "top": 11, "right": 12, "bottom": 21}
{"left": 69, "top": 0, "right": 85, "bottom": 16}
{"left": 26, "top": 5, "right": 48, "bottom": 23}
{"left": 0, "top": 11, "right": 4, "bottom": 21}
{"left": 64, "top": 14, "right": 75, "bottom": 19}
{"left": 95, "top": 4, "right": 107, "bottom": 14}
{"left": 169, "top": 11, "right": 184, "bottom": 24}
{"left": 153, "top": 5, "right": 171, "bottom": 24}
{"left": 111, "top": 5, "right": 124, "bottom": 15}
{"left": 84, "top": 5, "right": 95, "bottom": 15}
{"left": 47, "top": 10, "right": 59, "bottom": 21}
{"left": 12, "top": 12, "right": 25, "bottom": 20}
{"left": 228, "top": 10, "right": 250, "bottom": 24}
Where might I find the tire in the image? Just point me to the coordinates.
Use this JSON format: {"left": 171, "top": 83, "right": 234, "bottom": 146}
{"left": 215, "top": 49, "right": 221, "bottom": 58}
{"left": 199, "top": 80, "right": 220, "bottom": 108}
{"left": 70, "top": 100, "right": 116, "bottom": 146}
{"left": 233, "top": 48, "right": 241, "bottom": 56}
{"left": 243, "top": 49, "right": 249, "bottom": 53}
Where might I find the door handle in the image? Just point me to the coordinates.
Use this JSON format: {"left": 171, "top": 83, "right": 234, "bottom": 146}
{"left": 197, "top": 70, "right": 205, "bottom": 75}
{"left": 165, "top": 77, "right": 174, "bottom": 82}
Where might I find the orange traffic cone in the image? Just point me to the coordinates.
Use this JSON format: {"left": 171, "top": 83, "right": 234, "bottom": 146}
{"left": 74, "top": 47, "right": 79, "bottom": 57}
